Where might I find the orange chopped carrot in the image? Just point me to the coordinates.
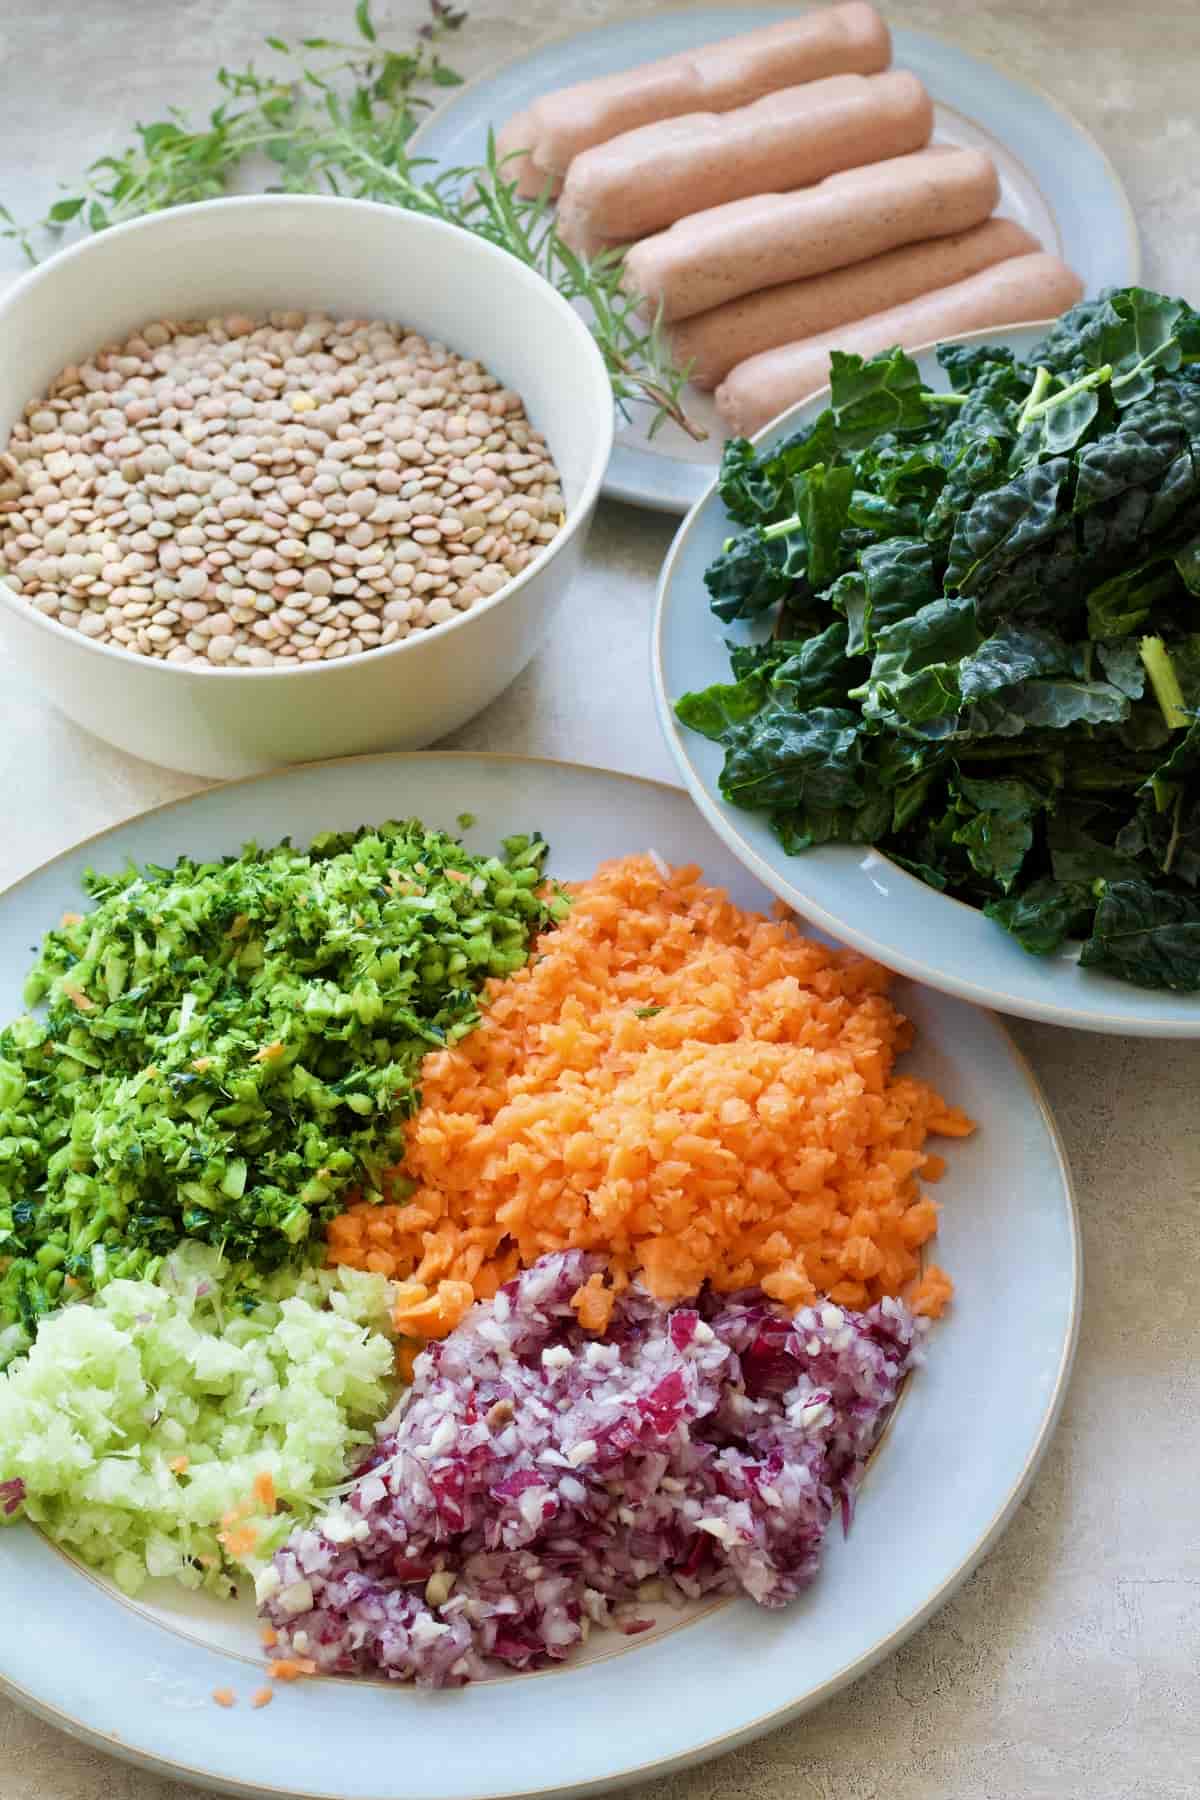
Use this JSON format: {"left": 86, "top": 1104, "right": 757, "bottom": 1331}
{"left": 396, "top": 1341, "right": 421, "bottom": 1383}
{"left": 252, "top": 1040, "right": 285, "bottom": 1063}
{"left": 571, "top": 1273, "right": 615, "bottom": 1335}
{"left": 325, "top": 855, "right": 968, "bottom": 1334}
{"left": 910, "top": 1264, "right": 955, "bottom": 1318}
{"left": 219, "top": 1523, "right": 259, "bottom": 1561}
{"left": 269, "top": 1658, "right": 317, "bottom": 1682}
{"left": 251, "top": 1687, "right": 274, "bottom": 1710}
{"left": 252, "top": 1471, "right": 277, "bottom": 1513}
{"left": 212, "top": 1688, "right": 236, "bottom": 1709}
{"left": 168, "top": 1455, "right": 190, "bottom": 1475}
{"left": 59, "top": 911, "right": 83, "bottom": 927}
{"left": 260, "top": 1625, "right": 279, "bottom": 1650}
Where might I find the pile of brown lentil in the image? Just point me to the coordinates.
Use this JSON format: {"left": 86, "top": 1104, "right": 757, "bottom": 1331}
{"left": 0, "top": 312, "right": 564, "bottom": 668}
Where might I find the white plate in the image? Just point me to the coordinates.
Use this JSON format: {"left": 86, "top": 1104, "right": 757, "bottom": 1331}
{"left": 653, "top": 325, "right": 1200, "bottom": 1037}
{"left": 411, "top": 7, "right": 1141, "bottom": 513}
{"left": 0, "top": 753, "right": 1079, "bottom": 1799}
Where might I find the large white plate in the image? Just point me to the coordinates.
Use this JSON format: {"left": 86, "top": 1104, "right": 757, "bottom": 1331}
{"left": 654, "top": 325, "right": 1200, "bottom": 1037}
{"left": 0, "top": 754, "right": 1078, "bottom": 1799}
{"left": 411, "top": 8, "right": 1140, "bottom": 513}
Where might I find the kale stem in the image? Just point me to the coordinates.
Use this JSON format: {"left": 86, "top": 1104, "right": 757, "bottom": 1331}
{"left": 1140, "top": 635, "right": 1189, "bottom": 731}
{"left": 1015, "top": 366, "right": 1052, "bottom": 432}
{"left": 1024, "top": 363, "right": 1113, "bottom": 423}
{"left": 1163, "top": 788, "right": 1184, "bottom": 875}
{"left": 1112, "top": 335, "right": 1179, "bottom": 390}
{"left": 922, "top": 390, "right": 968, "bottom": 406}
{"left": 761, "top": 513, "right": 803, "bottom": 542}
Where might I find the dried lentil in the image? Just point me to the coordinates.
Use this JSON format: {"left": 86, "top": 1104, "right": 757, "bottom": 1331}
{"left": 0, "top": 313, "right": 565, "bottom": 668}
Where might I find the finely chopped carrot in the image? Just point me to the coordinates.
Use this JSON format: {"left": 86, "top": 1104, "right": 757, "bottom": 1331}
{"left": 327, "top": 855, "right": 971, "bottom": 1335}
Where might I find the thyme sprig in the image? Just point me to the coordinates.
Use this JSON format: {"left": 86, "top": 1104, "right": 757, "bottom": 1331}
{"left": 0, "top": 0, "right": 700, "bottom": 438}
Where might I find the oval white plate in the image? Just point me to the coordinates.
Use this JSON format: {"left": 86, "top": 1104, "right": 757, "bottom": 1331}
{"left": 0, "top": 753, "right": 1078, "bottom": 1799}
{"left": 411, "top": 7, "right": 1140, "bottom": 513}
{"left": 654, "top": 324, "right": 1200, "bottom": 1037}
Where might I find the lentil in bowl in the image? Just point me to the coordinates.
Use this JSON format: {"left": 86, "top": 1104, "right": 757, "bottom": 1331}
{"left": 1, "top": 311, "right": 565, "bottom": 670}
{"left": 0, "top": 194, "right": 612, "bottom": 775}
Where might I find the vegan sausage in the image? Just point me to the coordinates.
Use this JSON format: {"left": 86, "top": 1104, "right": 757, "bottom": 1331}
{"left": 622, "top": 145, "right": 1001, "bottom": 323}
{"left": 669, "top": 217, "right": 1040, "bottom": 389}
{"left": 558, "top": 71, "right": 934, "bottom": 255}
{"left": 715, "top": 252, "right": 1085, "bottom": 436}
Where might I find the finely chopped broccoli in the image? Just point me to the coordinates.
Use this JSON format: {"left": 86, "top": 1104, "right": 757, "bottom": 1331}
{"left": 0, "top": 819, "right": 562, "bottom": 1361}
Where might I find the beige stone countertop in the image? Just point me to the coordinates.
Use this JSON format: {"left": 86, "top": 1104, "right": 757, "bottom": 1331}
{"left": 0, "top": 2, "right": 1198, "bottom": 1796}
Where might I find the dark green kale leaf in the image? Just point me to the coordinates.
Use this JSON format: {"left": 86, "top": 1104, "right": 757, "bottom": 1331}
{"left": 958, "top": 624, "right": 1078, "bottom": 700}
{"left": 950, "top": 773, "right": 1045, "bottom": 891}
{"left": 717, "top": 705, "right": 869, "bottom": 812}
{"left": 1077, "top": 288, "right": 1185, "bottom": 406}
{"left": 673, "top": 673, "right": 769, "bottom": 741}
{"left": 945, "top": 458, "right": 1070, "bottom": 597}
{"left": 827, "top": 347, "right": 934, "bottom": 447}
{"left": 704, "top": 525, "right": 807, "bottom": 622}
{"left": 853, "top": 537, "right": 940, "bottom": 647}
{"left": 984, "top": 878, "right": 1096, "bottom": 955}
{"left": 1080, "top": 880, "right": 1200, "bottom": 989}
{"left": 852, "top": 596, "right": 979, "bottom": 728}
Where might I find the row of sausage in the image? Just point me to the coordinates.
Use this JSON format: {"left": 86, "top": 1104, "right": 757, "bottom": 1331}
{"left": 496, "top": 3, "right": 1083, "bottom": 435}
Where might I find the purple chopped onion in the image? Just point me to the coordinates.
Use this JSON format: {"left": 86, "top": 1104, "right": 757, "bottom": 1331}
{"left": 260, "top": 1252, "right": 920, "bottom": 1685}
{"left": 0, "top": 1478, "right": 26, "bottom": 1517}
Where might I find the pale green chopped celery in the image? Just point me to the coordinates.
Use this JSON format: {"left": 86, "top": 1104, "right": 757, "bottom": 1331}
{"left": 0, "top": 1243, "right": 397, "bottom": 1596}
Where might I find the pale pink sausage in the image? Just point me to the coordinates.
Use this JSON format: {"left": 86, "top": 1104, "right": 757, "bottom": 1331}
{"left": 715, "top": 253, "right": 1086, "bottom": 437}
{"left": 558, "top": 71, "right": 933, "bottom": 255}
{"left": 671, "top": 217, "right": 1040, "bottom": 390}
{"left": 493, "top": 112, "right": 561, "bottom": 200}
{"left": 504, "top": 3, "right": 892, "bottom": 186}
{"left": 623, "top": 146, "right": 1001, "bottom": 324}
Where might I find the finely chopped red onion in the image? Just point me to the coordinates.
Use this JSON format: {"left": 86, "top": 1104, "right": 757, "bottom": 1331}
{"left": 257, "top": 1250, "right": 920, "bottom": 1685}
{"left": 0, "top": 312, "right": 563, "bottom": 668}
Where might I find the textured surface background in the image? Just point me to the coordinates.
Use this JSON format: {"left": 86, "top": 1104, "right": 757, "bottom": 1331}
{"left": 0, "top": 2, "right": 1197, "bottom": 1795}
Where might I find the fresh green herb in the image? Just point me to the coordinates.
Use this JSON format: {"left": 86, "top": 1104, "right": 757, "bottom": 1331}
{"left": 634, "top": 1006, "right": 663, "bottom": 1019}
{"left": 0, "top": 819, "right": 564, "bottom": 1349}
{"left": 1, "top": 0, "right": 698, "bottom": 440}
{"left": 675, "top": 287, "right": 1200, "bottom": 991}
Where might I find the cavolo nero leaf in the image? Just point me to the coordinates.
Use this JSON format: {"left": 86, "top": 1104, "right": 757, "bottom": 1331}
{"left": 852, "top": 596, "right": 979, "bottom": 728}
{"left": 950, "top": 773, "right": 1044, "bottom": 892}
{"left": 717, "top": 705, "right": 869, "bottom": 812}
{"left": 1085, "top": 554, "right": 1181, "bottom": 638}
{"left": 704, "top": 526, "right": 807, "bottom": 622}
{"left": 827, "top": 347, "right": 933, "bottom": 447}
{"left": 958, "top": 624, "right": 1077, "bottom": 700}
{"left": 970, "top": 677, "right": 1130, "bottom": 735}
{"left": 984, "top": 878, "right": 1096, "bottom": 955}
{"left": 1078, "top": 288, "right": 1184, "bottom": 406}
{"left": 677, "top": 293, "right": 1200, "bottom": 990}
{"left": 793, "top": 462, "right": 854, "bottom": 590}
{"left": 1096, "top": 638, "right": 1149, "bottom": 698}
{"left": 945, "top": 458, "right": 1070, "bottom": 596}
{"left": 673, "top": 674, "right": 767, "bottom": 742}
{"left": 1080, "top": 880, "right": 1200, "bottom": 990}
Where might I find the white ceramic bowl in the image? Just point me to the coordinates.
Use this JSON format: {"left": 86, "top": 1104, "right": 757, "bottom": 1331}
{"left": 0, "top": 196, "right": 614, "bottom": 778}
{"left": 654, "top": 324, "right": 1200, "bottom": 1037}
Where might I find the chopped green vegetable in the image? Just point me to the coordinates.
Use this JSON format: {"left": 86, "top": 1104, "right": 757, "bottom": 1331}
{"left": 0, "top": 819, "right": 563, "bottom": 1348}
{"left": 0, "top": 1243, "right": 397, "bottom": 1594}
{"left": 676, "top": 286, "right": 1200, "bottom": 990}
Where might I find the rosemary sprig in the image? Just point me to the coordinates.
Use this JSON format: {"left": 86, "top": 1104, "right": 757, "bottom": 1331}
{"left": 0, "top": 0, "right": 700, "bottom": 440}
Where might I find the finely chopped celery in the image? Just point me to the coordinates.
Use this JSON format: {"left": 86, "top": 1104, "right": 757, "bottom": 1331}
{"left": 0, "top": 819, "right": 561, "bottom": 1358}
{"left": 0, "top": 1244, "right": 397, "bottom": 1595}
